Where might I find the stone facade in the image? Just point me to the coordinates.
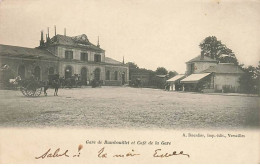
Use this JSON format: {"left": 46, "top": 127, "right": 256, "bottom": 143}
{"left": 185, "top": 55, "right": 218, "bottom": 75}
{"left": 0, "top": 56, "right": 58, "bottom": 81}
{"left": 0, "top": 32, "right": 129, "bottom": 87}
{"left": 186, "top": 61, "right": 217, "bottom": 74}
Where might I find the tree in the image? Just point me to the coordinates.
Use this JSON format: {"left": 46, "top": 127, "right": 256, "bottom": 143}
{"left": 239, "top": 64, "right": 259, "bottom": 94}
{"left": 126, "top": 62, "right": 140, "bottom": 81}
{"left": 199, "top": 36, "right": 238, "bottom": 65}
{"left": 168, "top": 71, "right": 178, "bottom": 78}
{"left": 126, "top": 62, "right": 139, "bottom": 69}
{"left": 155, "top": 67, "right": 168, "bottom": 75}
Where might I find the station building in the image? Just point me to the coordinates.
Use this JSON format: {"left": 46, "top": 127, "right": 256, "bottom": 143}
{"left": 0, "top": 29, "right": 129, "bottom": 87}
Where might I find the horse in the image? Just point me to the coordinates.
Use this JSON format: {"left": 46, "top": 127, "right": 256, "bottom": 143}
{"left": 8, "top": 76, "right": 22, "bottom": 89}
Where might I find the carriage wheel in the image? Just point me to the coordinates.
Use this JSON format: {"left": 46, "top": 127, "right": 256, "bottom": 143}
{"left": 33, "top": 87, "right": 42, "bottom": 97}
{"left": 25, "top": 83, "right": 38, "bottom": 97}
{"left": 20, "top": 87, "right": 27, "bottom": 96}
{"left": 25, "top": 88, "right": 35, "bottom": 96}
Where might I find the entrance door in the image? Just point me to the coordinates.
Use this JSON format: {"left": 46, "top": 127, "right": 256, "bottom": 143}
{"left": 65, "top": 66, "right": 72, "bottom": 79}
{"left": 94, "top": 68, "right": 100, "bottom": 81}
{"left": 34, "top": 66, "right": 41, "bottom": 80}
{"left": 81, "top": 67, "right": 87, "bottom": 85}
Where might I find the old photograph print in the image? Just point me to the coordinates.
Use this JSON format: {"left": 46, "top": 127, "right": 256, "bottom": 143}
{"left": 0, "top": 0, "right": 259, "bottom": 130}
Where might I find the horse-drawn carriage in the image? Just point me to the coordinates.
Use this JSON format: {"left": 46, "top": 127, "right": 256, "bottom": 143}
{"left": 17, "top": 74, "right": 60, "bottom": 97}
{"left": 19, "top": 79, "right": 44, "bottom": 97}
{"left": 1, "top": 64, "right": 61, "bottom": 97}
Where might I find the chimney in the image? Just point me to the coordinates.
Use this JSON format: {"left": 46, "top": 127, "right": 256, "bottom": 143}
{"left": 54, "top": 25, "right": 56, "bottom": 36}
{"left": 64, "top": 28, "right": 66, "bottom": 36}
{"left": 40, "top": 30, "right": 44, "bottom": 46}
{"left": 41, "top": 31, "right": 43, "bottom": 40}
{"left": 97, "top": 36, "right": 100, "bottom": 48}
{"left": 123, "top": 56, "right": 125, "bottom": 64}
{"left": 201, "top": 51, "right": 204, "bottom": 60}
{"left": 47, "top": 27, "right": 50, "bottom": 38}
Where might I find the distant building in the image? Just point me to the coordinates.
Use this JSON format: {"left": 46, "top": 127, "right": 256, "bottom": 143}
{"left": 0, "top": 29, "right": 129, "bottom": 87}
{"left": 130, "top": 71, "right": 150, "bottom": 87}
{"left": 180, "top": 52, "right": 244, "bottom": 93}
{"left": 129, "top": 68, "right": 168, "bottom": 89}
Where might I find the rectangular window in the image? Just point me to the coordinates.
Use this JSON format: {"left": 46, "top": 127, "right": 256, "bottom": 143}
{"left": 80, "top": 52, "right": 88, "bottom": 61}
{"left": 191, "top": 63, "right": 195, "bottom": 74}
{"left": 94, "top": 54, "right": 101, "bottom": 62}
{"left": 65, "top": 51, "right": 73, "bottom": 60}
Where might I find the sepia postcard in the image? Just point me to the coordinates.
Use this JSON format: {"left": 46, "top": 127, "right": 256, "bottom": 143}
{"left": 0, "top": 0, "right": 259, "bottom": 164}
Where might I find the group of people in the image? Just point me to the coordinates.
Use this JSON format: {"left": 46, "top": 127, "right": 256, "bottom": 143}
{"left": 164, "top": 83, "right": 171, "bottom": 91}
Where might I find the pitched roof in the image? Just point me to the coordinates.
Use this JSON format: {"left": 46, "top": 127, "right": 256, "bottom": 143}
{"left": 50, "top": 34, "right": 104, "bottom": 52}
{"left": 186, "top": 55, "right": 218, "bottom": 63}
{"left": 180, "top": 73, "right": 211, "bottom": 83}
{"left": 203, "top": 63, "right": 244, "bottom": 74}
{"left": 166, "top": 74, "right": 185, "bottom": 82}
{"left": 105, "top": 57, "right": 123, "bottom": 65}
{"left": 0, "top": 44, "right": 58, "bottom": 60}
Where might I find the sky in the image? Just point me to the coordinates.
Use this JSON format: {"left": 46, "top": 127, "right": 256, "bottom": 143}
{"left": 0, "top": 0, "right": 259, "bottom": 74}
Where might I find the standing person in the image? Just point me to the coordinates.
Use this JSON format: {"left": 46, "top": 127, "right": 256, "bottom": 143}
{"left": 53, "top": 79, "right": 60, "bottom": 96}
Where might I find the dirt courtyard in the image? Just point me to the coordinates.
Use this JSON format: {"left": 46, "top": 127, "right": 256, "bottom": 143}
{"left": 0, "top": 87, "right": 259, "bottom": 129}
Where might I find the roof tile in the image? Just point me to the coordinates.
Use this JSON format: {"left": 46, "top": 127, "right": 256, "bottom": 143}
{"left": 203, "top": 63, "right": 244, "bottom": 74}
{"left": 0, "top": 44, "right": 58, "bottom": 60}
{"left": 186, "top": 55, "right": 217, "bottom": 63}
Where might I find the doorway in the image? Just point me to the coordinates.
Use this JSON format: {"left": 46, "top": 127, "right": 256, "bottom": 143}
{"left": 94, "top": 68, "right": 101, "bottom": 81}
{"left": 65, "top": 66, "right": 73, "bottom": 79}
{"left": 81, "top": 67, "right": 88, "bottom": 85}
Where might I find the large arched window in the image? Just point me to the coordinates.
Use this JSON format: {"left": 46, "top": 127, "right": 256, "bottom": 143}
{"left": 114, "top": 71, "right": 118, "bottom": 80}
{"left": 106, "top": 70, "right": 110, "bottom": 80}
{"left": 34, "top": 66, "right": 41, "bottom": 80}
{"left": 18, "top": 65, "right": 25, "bottom": 79}
{"left": 94, "top": 68, "right": 101, "bottom": 81}
{"left": 65, "top": 66, "right": 73, "bottom": 79}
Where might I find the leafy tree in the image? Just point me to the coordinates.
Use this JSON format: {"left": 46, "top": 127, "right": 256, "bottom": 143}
{"left": 155, "top": 67, "right": 168, "bottom": 75}
{"left": 126, "top": 62, "right": 139, "bottom": 69}
{"left": 199, "top": 36, "right": 238, "bottom": 65}
{"left": 126, "top": 62, "right": 139, "bottom": 81}
{"left": 239, "top": 64, "right": 259, "bottom": 94}
{"left": 168, "top": 71, "right": 178, "bottom": 78}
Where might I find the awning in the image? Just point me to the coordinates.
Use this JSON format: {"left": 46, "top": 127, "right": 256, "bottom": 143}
{"left": 166, "top": 74, "right": 185, "bottom": 83}
{"left": 180, "top": 73, "right": 211, "bottom": 83}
